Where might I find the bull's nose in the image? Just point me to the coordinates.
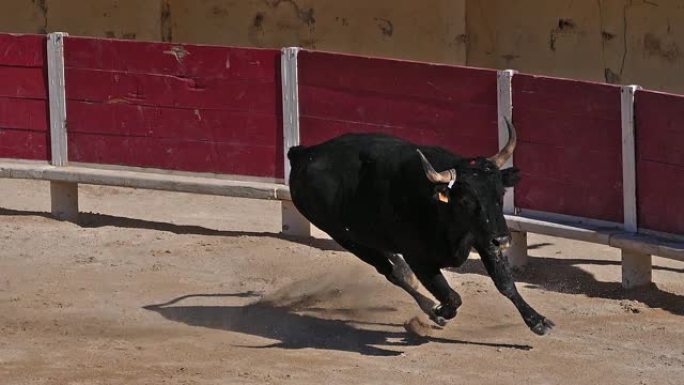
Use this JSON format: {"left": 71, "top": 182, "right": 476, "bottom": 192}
{"left": 492, "top": 236, "right": 511, "bottom": 249}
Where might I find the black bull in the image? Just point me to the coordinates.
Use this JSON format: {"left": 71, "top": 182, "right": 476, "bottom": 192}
{"left": 287, "top": 119, "right": 554, "bottom": 335}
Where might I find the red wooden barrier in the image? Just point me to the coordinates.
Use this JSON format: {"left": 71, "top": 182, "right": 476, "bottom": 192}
{"left": 512, "top": 74, "right": 623, "bottom": 223}
{"left": 63, "top": 37, "right": 283, "bottom": 178}
{"left": 636, "top": 90, "right": 684, "bottom": 235}
{"left": 298, "top": 51, "right": 499, "bottom": 157}
{"left": 0, "top": 34, "right": 49, "bottom": 160}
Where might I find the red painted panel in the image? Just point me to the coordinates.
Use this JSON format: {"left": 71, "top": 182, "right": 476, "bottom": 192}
{"left": 0, "top": 33, "right": 45, "bottom": 67}
{"left": 297, "top": 51, "right": 499, "bottom": 157}
{"left": 64, "top": 37, "right": 279, "bottom": 81}
{"left": 62, "top": 37, "right": 283, "bottom": 178}
{"left": 514, "top": 142, "right": 623, "bottom": 220}
{"left": 0, "top": 66, "right": 48, "bottom": 99}
{"left": 67, "top": 101, "right": 278, "bottom": 143}
{"left": 65, "top": 69, "right": 278, "bottom": 112}
{"left": 636, "top": 90, "right": 684, "bottom": 235}
{"left": 299, "top": 85, "right": 496, "bottom": 135}
{"left": 68, "top": 133, "right": 277, "bottom": 177}
{"left": 0, "top": 128, "right": 49, "bottom": 160}
{"left": 635, "top": 91, "right": 684, "bottom": 167}
{"left": 0, "top": 97, "right": 49, "bottom": 131}
{"left": 637, "top": 161, "right": 684, "bottom": 235}
{"left": 512, "top": 74, "right": 623, "bottom": 222}
{"left": 299, "top": 51, "right": 496, "bottom": 104}
{"left": 300, "top": 116, "right": 496, "bottom": 158}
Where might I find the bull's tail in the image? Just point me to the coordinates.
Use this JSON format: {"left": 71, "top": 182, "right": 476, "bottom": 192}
{"left": 287, "top": 145, "right": 309, "bottom": 164}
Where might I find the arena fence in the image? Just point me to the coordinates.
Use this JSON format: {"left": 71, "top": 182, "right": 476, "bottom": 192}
{"left": 0, "top": 33, "right": 682, "bottom": 289}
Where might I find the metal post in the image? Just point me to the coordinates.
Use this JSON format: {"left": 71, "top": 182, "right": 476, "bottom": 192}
{"left": 281, "top": 47, "right": 301, "bottom": 185}
{"left": 498, "top": 69, "right": 526, "bottom": 268}
{"left": 280, "top": 47, "right": 310, "bottom": 237}
{"left": 497, "top": 69, "right": 516, "bottom": 213}
{"left": 47, "top": 32, "right": 78, "bottom": 222}
{"left": 620, "top": 85, "right": 650, "bottom": 287}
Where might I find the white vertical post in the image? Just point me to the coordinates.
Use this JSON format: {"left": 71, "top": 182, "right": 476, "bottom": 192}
{"left": 620, "top": 84, "right": 650, "bottom": 288}
{"left": 47, "top": 32, "right": 79, "bottom": 222}
{"left": 280, "top": 47, "right": 310, "bottom": 237}
{"left": 498, "top": 69, "right": 527, "bottom": 268}
{"left": 496, "top": 69, "right": 516, "bottom": 214}
{"left": 621, "top": 85, "right": 640, "bottom": 233}
{"left": 281, "top": 47, "right": 301, "bottom": 184}
{"left": 48, "top": 32, "right": 69, "bottom": 167}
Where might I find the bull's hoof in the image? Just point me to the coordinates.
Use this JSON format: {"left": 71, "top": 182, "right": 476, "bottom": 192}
{"left": 434, "top": 303, "right": 458, "bottom": 320}
{"left": 530, "top": 318, "right": 555, "bottom": 336}
{"left": 428, "top": 305, "right": 450, "bottom": 326}
{"left": 429, "top": 313, "right": 448, "bottom": 327}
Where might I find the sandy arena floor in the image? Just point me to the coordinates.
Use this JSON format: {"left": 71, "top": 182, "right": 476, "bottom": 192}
{"left": 0, "top": 179, "right": 682, "bottom": 385}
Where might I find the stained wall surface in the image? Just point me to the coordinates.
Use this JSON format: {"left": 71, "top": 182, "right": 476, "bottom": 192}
{"left": 0, "top": 0, "right": 682, "bottom": 93}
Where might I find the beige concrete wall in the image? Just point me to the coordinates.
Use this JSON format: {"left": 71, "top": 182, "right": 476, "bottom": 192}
{"left": 466, "top": 0, "right": 606, "bottom": 81}
{"left": 466, "top": 0, "right": 684, "bottom": 93}
{"left": 0, "top": 0, "right": 46, "bottom": 34}
{"left": 45, "top": 0, "right": 162, "bottom": 40}
{"left": 0, "top": 0, "right": 683, "bottom": 93}
{"left": 167, "top": 0, "right": 466, "bottom": 65}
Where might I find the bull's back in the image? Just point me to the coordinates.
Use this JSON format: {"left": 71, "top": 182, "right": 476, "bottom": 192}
{"left": 287, "top": 134, "right": 410, "bottom": 235}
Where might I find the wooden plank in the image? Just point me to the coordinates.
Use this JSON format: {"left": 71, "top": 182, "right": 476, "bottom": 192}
{"left": 299, "top": 84, "right": 497, "bottom": 134}
{"left": 47, "top": 32, "right": 69, "bottom": 167}
{"left": 513, "top": 74, "right": 621, "bottom": 117}
{"left": 66, "top": 101, "right": 279, "bottom": 143}
{"left": 637, "top": 160, "right": 684, "bottom": 235}
{"left": 65, "top": 68, "right": 279, "bottom": 112}
{"left": 514, "top": 172, "right": 623, "bottom": 224}
{"left": 515, "top": 142, "right": 622, "bottom": 185}
{"left": 635, "top": 90, "right": 684, "bottom": 236}
{"left": 0, "top": 97, "right": 49, "bottom": 131}
{"left": 0, "top": 33, "right": 46, "bottom": 67}
{"left": 299, "top": 51, "right": 497, "bottom": 104}
{"left": 512, "top": 74, "right": 623, "bottom": 222}
{"left": 67, "top": 133, "right": 278, "bottom": 177}
{"left": 611, "top": 233, "right": 684, "bottom": 262}
{"left": 299, "top": 116, "right": 498, "bottom": 157}
{"left": 281, "top": 47, "right": 300, "bottom": 184}
{"left": 513, "top": 107, "right": 621, "bottom": 152}
{"left": 64, "top": 37, "right": 279, "bottom": 81}
{"left": 0, "top": 129, "right": 49, "bottom": 160}
{"left": 635, "top": 91, "right": 684, "bottom": 167}
{"left": 297, "top": 51, "right": 498, "bottom": 157}
{"left": 621, "top": 85, "right": 639, "bottom": 233}
{"left": 497, "top": 70, "right": 515, "bottom": 214}
{"left": 0, "top": 66, "right": 47, "bottom": 99}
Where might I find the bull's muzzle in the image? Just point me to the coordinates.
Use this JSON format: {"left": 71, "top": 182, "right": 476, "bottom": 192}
{"left": 492, "top": 235, "right": 511, "bottom": 250}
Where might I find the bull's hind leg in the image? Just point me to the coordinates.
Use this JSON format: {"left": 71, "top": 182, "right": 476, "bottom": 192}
{"left": 408, "top": 262, "right": 463, "bottom": 324}
{"left": 333, "top": 238, "right": 444, "bottom": 324}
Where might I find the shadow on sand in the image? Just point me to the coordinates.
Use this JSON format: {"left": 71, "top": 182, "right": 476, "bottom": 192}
{"left": 452, "top": 244, "right": 684, "bottom": 316}
{"left": 143, "top": 293, "right": 532, "bottom": 356}
{"left": 3, "top": 208, "right": 682, "bottom": 317}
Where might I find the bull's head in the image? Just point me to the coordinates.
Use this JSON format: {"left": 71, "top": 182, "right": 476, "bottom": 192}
{"left": 417, "top": 118, "right": 520, "bottom": 252}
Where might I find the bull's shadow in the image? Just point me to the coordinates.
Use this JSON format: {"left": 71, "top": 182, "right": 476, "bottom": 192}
{"left": 452, "top": 244, "right": 684, "bottom": 316}
{"left": 143, "top": 293, "right": 532, "bottom": 356}
{"left": 3, "top": 208, "right": 682, "bottom": 316}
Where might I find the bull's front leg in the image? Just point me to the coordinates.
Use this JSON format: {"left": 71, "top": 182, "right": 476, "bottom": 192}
{"left": 475, "top": 245, "right": 554, "bottom": 335}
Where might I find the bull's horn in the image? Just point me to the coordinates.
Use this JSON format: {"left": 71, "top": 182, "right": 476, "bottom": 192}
{"left": 417, "top": 149, "right": 456, "bottom": 184}
{"left": 488, "top": 117, "right": 517, "bottom": 168}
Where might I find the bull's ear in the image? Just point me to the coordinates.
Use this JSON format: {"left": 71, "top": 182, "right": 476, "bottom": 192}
{"left": 433, "top": 185, "right": 450, "bottom": 204}
{"left": 501, "top": 167, "right": 521, "bottom": 187}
